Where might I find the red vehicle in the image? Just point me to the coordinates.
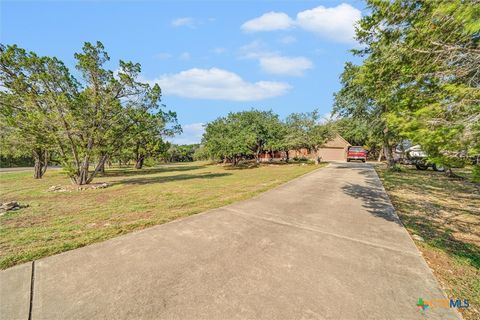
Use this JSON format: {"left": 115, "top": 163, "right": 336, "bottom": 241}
{"left": 347, "top": 146, "right": 367, "bottom": 162}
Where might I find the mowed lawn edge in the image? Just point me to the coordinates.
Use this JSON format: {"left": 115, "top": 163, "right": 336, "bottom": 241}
{"left": 0, "top": 161, "right": 325, "bottom": 269}
{"left": 375, "top": 164, "right": 480, "bottom": 320}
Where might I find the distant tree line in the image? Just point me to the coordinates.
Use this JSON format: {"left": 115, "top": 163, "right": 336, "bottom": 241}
{"left": 198, "top": 109, "right": 333, "bottom": 165}
{"left": 108, "top": 143, "right": 199, "bottom": 166}
{"left": 0, "top": 41, "right": 181, "bottom": 184}
{"left": 333, "top": 0, "right": 479, "bottom": 178}
{"left": 164, "top": 144, "right": 199, "bottom": 162}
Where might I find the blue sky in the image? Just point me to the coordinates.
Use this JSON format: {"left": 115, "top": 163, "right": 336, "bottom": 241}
{"left": 1, "top": 0, "right": 365, "bottom": 144}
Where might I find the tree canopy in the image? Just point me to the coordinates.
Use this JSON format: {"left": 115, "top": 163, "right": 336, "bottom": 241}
{"left": 0, "top": 42, "right": 179, "bottom": 184}
{"left": 202, "top": 109, "right": 332, "bottom": 165}
{"left": 334, "top": 0, "right": 479, "bottom": 175}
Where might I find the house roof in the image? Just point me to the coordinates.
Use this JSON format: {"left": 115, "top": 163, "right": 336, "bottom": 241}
{"left": 322, "top": 133, "right": 351, "bottom": 148}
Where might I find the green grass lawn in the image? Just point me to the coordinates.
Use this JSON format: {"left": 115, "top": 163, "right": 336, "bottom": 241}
{"left": 376, "top": 164, "right": 480, "bottom": 320}
{"left": 0, "top": 161, "right": 322, "bottom": 269}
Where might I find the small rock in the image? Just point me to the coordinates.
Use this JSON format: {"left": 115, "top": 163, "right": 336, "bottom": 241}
{"left": 1, "top": 201, "right": 18, "bottom": 210}
{"left": 92, "top": 183, "right": 109, "bottom": 190}
{"left": 412, "top": 234, "right": 425, "bottom": 242}
{"left": 0, "top": 201, "right": 28, "bottom": 214}
{"left": 48, "top": 185, "right": 66, "bottom": 192}
{"left": 103, "top": 223, "right": 111, "bottom": 227}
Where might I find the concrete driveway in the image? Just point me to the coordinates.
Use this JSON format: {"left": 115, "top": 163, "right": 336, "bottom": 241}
{"left": 1, "top": 162, "right": 460, "bottom": 320}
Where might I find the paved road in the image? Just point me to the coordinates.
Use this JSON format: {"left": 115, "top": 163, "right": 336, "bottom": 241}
{"left": 1, "top": 162, "right": 460, "bottom": 320}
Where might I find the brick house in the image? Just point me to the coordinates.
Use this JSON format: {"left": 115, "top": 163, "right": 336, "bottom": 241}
{"left": 259, "top": 133, "right": 351, "bottom": 162}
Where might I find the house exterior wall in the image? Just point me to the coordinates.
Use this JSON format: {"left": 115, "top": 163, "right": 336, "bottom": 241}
{"left": 258, "top": 133, "right": 351, "bottom": 162}
{"left": 317, "top": 147, "right": 347, "bottom": 161}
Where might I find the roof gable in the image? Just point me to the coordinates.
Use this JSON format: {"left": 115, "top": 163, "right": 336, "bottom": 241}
{"left": 322, "top": 133, "right": 351, "bottom": 148}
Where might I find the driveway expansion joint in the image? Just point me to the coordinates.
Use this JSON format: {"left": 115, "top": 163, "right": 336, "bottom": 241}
{"left": 224, "top": 207, "right": 422, "bottom": 257}
{"left": 28, "top": 261, "right": 35, "bottom": 320}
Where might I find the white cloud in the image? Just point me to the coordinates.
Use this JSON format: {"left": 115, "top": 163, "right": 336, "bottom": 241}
{"left": 279, "top": 35, "right": 297, "bottom": 44}
{"left": 170, "top": 123, "right": 205, "bottom": 145}
{"left": 239, "top": 40, "right": 313, "bottom": 76}
{"left": 296, "top": 4, "right": 361, "bottom": 43}
{"left": 150, "top": 68, "right": 290, "bottom": 101}
{"left": 259, "top": 55, "right": 313, "bottom": 76}
{"left": 241, "top": 12, "right": 294, "bottom": 32}
{"left": 171, "top": 17, "right": 195, "bottom": 27}
{"left": 238, "top": 40, "right": 274, "bottom": 59}
{"left": 179, "top": 52, "right": 191, "bottom": 60}
{"left": 240, "top": 3, "right": 361, "bottom": 43}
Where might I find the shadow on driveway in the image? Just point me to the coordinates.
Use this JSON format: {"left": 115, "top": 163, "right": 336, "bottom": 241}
{"left": 340, "top": 164, "right": 402, "bottom": 225}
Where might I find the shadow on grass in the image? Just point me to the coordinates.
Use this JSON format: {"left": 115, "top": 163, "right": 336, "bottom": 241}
{"left": 113, "top": 172, "right": 232, "bottom": 186}
{"left": 101, "top": 165, "right": 207, "bottom": 177}
{"left": 377, "top": 165, "right": 480, "bottom": 269}
{"left": 400, "top": 212, "right": 480, "bottom": 269}
{"left": 224, "top": 160, "right": 314, "bottom": 170}
{"left": 224, "top": 163, "right": 260, "bottom": 170}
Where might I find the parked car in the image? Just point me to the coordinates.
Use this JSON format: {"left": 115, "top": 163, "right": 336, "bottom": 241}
{"left": 347, "top": 146, "right": 367, "bottom": 162}
{"left": 395, "top": 144, "right": 445, "bottom": 172}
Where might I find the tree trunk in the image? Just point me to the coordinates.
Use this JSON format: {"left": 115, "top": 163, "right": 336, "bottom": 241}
{"left": 99, "top": 156, "right": 106, "bottom": 175}
{"left": 32, "top": 149, "right": 48, "bottom": 179}
{"left": 77, "top": 157, "right": 90, "bottom": 185}
{"left": 33, "top": 156, "right": 42, "bottom": 179}
{"left": 135, "top": 156, "right": 144, "bottom": 169}
{"left": 383, "top": 142, "right": 395, "bottom": 168}
{"left": 253, "top": 145, "right": 262, "bottom": 164}
{"left": 86, "top": 154, "right": 108, "bottom": 184}
{"left": 314, "top": 149, "right": 320, "bottom": 165}
{"left": 377, "top": 147, "right": 383, "bottom": 162}
{"left": 285, "top": 150, "right": 289, "bottom": 163}
{"left": 381, "top": 124, "right": 395, "bottom": 168}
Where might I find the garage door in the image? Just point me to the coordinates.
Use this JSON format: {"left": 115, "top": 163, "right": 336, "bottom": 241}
{"left": 318, "top": 147, "right": 346, "bottom": 161}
